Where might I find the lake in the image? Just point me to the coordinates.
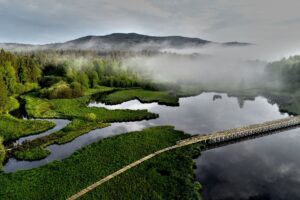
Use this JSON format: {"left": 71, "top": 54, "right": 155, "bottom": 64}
{"left": 4, "top": 92, "right": 300, "bottom": 199}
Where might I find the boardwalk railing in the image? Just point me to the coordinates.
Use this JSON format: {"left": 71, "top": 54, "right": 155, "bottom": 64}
{"left": 177, "top": 116, "right": 300, "bottom": 146}
{"left": 67, "top": 116, "right": 300, "bottom": 200}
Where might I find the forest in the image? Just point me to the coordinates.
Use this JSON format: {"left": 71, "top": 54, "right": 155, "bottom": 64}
{"left": 0, "top": 49, "right": 156, "bottom": 114}
{"left": 2, "top": 48, "right": 300, "bottom": 200}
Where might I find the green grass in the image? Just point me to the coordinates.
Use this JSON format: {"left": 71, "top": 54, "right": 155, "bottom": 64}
{"left": 24, "top": 95, "right": 158, "bottom": 122}
{"left": 100, "top": 88, "right": 179, "bottom": 106}
{"left": 14, "top": 147, "right": 50, "bottom": 161}
{"left": 13, "top": 119, "right": 109, "bottom": 161}
{"left": 0, "top": 115, "right": 55, "bottom": 142}
{"left": 84, "top": 86, "right": 115, "bottom": 96}
{"left": 0, "top": 126, "right": 202, "bottom": 200}
{"left": 25, "top": 96, "right": 58, "bottom": 118}
{"left": 13, "top": 93, "right": 158, "bottom": 161}
{"left": 0, "top": 137, "right": 5, "bottom": 169}
{"left": 56, "top": 119, "right": 109, "bottom": 145}
{"left": 82, "top": 144, "right": 202, "bottom": 200}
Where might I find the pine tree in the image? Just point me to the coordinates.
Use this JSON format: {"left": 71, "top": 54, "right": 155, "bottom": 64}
{"left": 0, "top": 77, "right": 8, "bottom": 113}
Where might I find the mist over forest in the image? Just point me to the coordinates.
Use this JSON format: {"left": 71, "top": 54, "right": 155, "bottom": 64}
{"left": 2, "top": 0, "right": 300, "bottom": 199}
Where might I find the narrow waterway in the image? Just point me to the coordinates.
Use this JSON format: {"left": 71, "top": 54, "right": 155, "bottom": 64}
{"left": 14, "top": 119, "right": 71, "bottom": 145}
{"left": 5, "top": 91, "right": 298, "bottom": 200}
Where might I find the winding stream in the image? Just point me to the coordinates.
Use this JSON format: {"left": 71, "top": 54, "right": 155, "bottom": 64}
{"left": 14, "top": 119, "right": 71, "bottom": 145}
{"left": 4, "top": 92, "right": 300, "bottom": 199}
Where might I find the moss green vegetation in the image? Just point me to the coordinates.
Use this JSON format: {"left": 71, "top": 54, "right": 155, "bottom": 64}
{"left": 24, "top": 95, "right": 158, "bottom": 121}
{"left": 0, "top": 126, "right": 202, "bottom": 200}
{"left": 14, "top": 147, "right": 50, "bottom": 161}
{"left": 0, "top": 115, "right": 55, "bottom": 141}
{"left": 40, "top": 81, "right": 84, "bottom": 99}
{"left": 14, "top": 91, "right": 158, "bottom": 161}
{"left": 84, "top": 85, "right": 115, "bottom": 96}
{"left": 82, "top": 144, "right": 202, "bottom": 200}
{"left": 0, "top": 137, "right": 5, "bottom": 169}
{"left": 13, "top": 119, "right": 109, "bottom": 160}
{"left": 100, "top": 88, "right": 179, "bottom": 106}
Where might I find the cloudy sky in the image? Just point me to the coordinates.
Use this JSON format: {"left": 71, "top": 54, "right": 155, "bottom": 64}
{"left": 1, "top": 0, "right": 300, "bottom": 57}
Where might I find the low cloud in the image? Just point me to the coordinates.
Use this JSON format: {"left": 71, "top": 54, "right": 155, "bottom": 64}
{"left": 122, "top": 44, "right": 270, "bottom": 89}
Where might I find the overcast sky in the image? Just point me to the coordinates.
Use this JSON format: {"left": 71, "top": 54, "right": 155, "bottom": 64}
{"left": 1, "top": 0, "right": 300, "bottom": 57}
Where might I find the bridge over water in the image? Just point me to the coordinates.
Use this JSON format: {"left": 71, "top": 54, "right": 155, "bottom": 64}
{"left": 176, "top": 116, "right": 300, "bottom": 147}
{"left": 68, "top": 115, "right": 300, "bottom": 200}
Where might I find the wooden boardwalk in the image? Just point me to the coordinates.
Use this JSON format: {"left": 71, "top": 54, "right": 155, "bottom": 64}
{"left": 177, "top": 116, "right": 300, "bottom": 146}
{"left": 67, "top": 116, "right": 300, "bottom": 200}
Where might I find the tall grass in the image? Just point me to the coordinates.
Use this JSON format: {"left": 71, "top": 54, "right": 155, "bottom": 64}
{"left": 0, "top": 115, "right": 55, "bottom": 141}
{"left": 14, "top": 119, "right": 109, "bottom": 161}
{"left": 0, "top": 126, "right": 202, "bottom": 200}
{"left": 24, "top": 95, "right": 158, "bottom": 122}
{"left": 100, "top": 88, "right": 179, "bottom": 106}
{"left": 0, "top": 137, "right": 5, "bottom": 170}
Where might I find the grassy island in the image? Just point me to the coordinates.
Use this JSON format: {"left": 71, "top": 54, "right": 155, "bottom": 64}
{"left": 1, "top": 126, "right": 203, "bottom": 200}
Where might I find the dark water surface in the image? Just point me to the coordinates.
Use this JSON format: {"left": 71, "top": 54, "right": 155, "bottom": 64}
{"left": 196, "top": 128, "right": 300, "bottom": 200}
{"left": 4, "top": 92, "right": 300, "bottom": 199}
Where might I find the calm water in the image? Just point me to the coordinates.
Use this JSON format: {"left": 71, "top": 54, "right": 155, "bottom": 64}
{"left": 14, "top": 119, "right": 70, "bottom": 145}
{"left": 196, "top": 128, "right": 300, "bottom": 200}
{"left": 4, "top": 92, "right": 300, "bottom": 199}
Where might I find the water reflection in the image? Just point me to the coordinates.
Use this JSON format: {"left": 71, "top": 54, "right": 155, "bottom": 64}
{"left": 4, "top": 121, "right": 149, "bottom": 173}
{"left": 90, "top": 93, "right": 288, "bottom": 134}
{"left": 196, "top": 129, "right": 300, "bottom": 200}
{"left": 4, "top": 93, "right": 288, "bottom": 173}
{"left": 15, "top": 119, "right": 70, "bottom": 145}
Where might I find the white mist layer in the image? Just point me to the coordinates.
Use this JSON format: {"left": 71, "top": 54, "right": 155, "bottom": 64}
{"left": 123, "top": 44, "right": 268, "bottom": 89}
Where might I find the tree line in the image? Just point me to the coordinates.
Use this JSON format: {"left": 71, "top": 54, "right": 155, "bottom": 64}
{"left": 265, "top": 55, "right": 300, "bottom": 90}
{"left": 0, "top": 49, "right": 42, "bottom": 113}
{"left": 0, "top": 49, "right": 154, "bottom": 113}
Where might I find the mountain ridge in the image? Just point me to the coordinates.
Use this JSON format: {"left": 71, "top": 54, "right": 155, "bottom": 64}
{"left": 0, "top": 33, "right": 251, "bottom": 51}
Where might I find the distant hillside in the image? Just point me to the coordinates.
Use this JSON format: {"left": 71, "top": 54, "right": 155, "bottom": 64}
{"left": 0, "top": 33, "right": 250, "bottom": 51}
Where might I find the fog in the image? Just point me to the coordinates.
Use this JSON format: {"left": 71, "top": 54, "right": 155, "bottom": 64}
{"left": 122, "top": 44, "right": 270, "bottom": 90}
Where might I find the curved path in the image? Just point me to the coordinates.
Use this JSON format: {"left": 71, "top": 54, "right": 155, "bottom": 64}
{"left": 67, "top": 116, "right": 300, "bottom": 200}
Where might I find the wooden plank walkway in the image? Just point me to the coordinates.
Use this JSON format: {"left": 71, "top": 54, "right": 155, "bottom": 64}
{"left": 67, "top": 116, "right": 300, "bottom": 200}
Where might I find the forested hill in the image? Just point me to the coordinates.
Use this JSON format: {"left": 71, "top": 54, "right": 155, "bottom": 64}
{"left": 0, "top": 33, "right": 250, "bottom": 51}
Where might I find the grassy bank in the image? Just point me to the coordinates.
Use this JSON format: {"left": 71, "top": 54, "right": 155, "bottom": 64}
{"left": 24, "top": 95, "right": 158, "bottom": 122}
{"left": 0, "top": 126, "right": 202, "bottom": 200}
{"left": 99, "top": 88, "right": 179, "bottom": 106}
{"left": 11, "top": 93, "right": 159, "bottom": 161}
{"left": 0, "top": 115, "right": 55, "bottom": 142}
{"left": 14, "top": 119, "right": 109, "bottom": 160}
{"left": 0, "top": 137, "right": 5, "bottom": 169}
{"left": 83, "top": 86, "right": 116, "bottom": 96}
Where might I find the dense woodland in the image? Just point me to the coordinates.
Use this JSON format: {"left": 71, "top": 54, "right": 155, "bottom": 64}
{"left": 1, "top": 49, "right": 300, "bottom": 200}
{"left": 2, "top": 48, "right": 300, "bottom": 114}
{"left": 0, "top": 49, "right": 42, "bottom": 113}
{"left": 0, "top": 49, "right": 155, "bottom": 113}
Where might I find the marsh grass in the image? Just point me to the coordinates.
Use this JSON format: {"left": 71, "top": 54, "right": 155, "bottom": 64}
{"left": 0, "top": 126, "right": 202, "bottom": 200}
{"left": 13, "top": 119, "right": 109, "bottom": 160}
{"left": 100, "top": 88, "right": 179, "bottom": 106}
{"left": 0, "top": 115, "right": 55, "bottom": 141}
{"left": 0, "top": 137, "right": 5, "bottom": 169}
{"left": 24, "top": 95, "right": 158, "bottom": 122}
